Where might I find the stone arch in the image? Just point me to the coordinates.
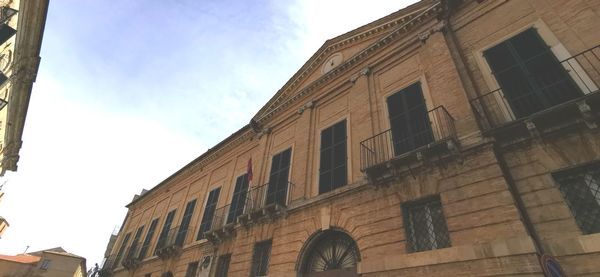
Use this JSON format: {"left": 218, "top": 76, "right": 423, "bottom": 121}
{"left": 296, "top": 228, "right": 361, "bottom": 277}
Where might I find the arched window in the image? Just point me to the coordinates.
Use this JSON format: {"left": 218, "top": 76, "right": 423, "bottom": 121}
{"left": 300, "top": 230, "right": 360, "bottom": 276}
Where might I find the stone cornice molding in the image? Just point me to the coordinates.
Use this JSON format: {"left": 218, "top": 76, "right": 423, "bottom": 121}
{"left": 254, "top": 1, "right": 442, "bottom": 125}
{"left": 128, "top": 1, "right": 445, "bottom": 207}
{"left": 254, "top": 1, "right": 439, "bottom": 120}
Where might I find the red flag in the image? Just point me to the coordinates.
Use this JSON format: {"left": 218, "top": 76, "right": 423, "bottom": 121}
{"left": 247, "top": 158, "right": 253, "bottom": 184}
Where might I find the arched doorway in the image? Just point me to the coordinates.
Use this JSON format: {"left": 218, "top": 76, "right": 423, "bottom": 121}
{"left": 299, "top": 230, "right": 360, "bottom": 277}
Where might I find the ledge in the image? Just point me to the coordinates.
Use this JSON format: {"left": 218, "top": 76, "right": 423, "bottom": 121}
{"left": 358, "top": 235, "right": 537, "bottom": 274}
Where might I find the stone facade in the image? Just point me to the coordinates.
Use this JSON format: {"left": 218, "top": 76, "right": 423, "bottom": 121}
{"left": 0, "top": 0, "right": 49, "bottom": 176}
{"left": 101, "top": 0, "right": 600, "bottom": 276}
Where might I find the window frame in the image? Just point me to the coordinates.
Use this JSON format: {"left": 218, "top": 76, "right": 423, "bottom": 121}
{"left": 215, "top": 253, "right": 232, "bottom": 277}
{"left": 474, "top": 20, "right": 597, "bottom": 122}
{"left": 402, "top": 195, "right": 451, "bottom": 253}
{"left": 197, "top": 187, "right": 221, "bottom": 240}
{"left": 551, "top": 160, "right": 600, "bottom": 235}
{"left": 318, "top": 119, "right": 348, "bottom": 194}
{"left": 250, "top": 239, "right": 272, "bottom": 277}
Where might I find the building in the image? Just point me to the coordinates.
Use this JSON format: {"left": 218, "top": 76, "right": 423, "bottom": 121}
{"left": 100, "top": 0, "right": 600, "bottom": 276}
{"left": 0, "top": 247, "right": 87, "bottom": 277}
{"left": 0, "top": 0, "right": 50, "bottom": 176}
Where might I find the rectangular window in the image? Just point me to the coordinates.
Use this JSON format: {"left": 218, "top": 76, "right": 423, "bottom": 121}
{"left": 553, "top": 162, "right": 600, "bottom": 234}
{"left": 250, "top": 240, "right": 272, "bottom": 277}
{"left": 176, "top": 199, "right": 197, "bottom": 246}
{"left": 215, "top": 254, "right": 231, "bottom": 277}
{"left": 114, "top": 232, "right": 131, "bottom": 265}
{"left": 126, "top": 225, "right": 144, "bottom": 260}
{"left": 483, "top": 28, "right": 582, "bottom": 118}
{"left": 266, "top": 149, "right": 292, "bottom": 206}
{"left": 319, "top": 120, "right": 347, "bottom": 194}
{"left": 138, "top": 218, "right": 159, "bottom": 259}
{"left": 227, "top": 174, "right": 249, "bottom": 224}
{"left": 197, "top": 187, "right": 221, "bottom": 240}
{"left": 155, "top": 209, "right": 176, "bottom": 254}
{"left": 185, "top": 261, "right": 199, "bottom": 277}
{"left": 403, "top": 196, "right": 450, "bottom": 252}
{"left": 386, "top": 82, "right": 433, "bottom": 156}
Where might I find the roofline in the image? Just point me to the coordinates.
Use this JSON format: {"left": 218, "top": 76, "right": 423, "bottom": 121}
{"left": 126, "top": 124, "right": 252, "bottom": 207}
{"left": 126, "top": 0, "right": 441, "bottom": 208}
{"left": 251, "top": 0, "right": 431, "bottom": 120}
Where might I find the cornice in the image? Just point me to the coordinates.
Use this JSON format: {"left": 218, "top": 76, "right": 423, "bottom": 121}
{"left": 255, "top": 1, "right": 443, "bottom": 125}
{"left": 128, "top": 1, "right": 445, "bottom": 208}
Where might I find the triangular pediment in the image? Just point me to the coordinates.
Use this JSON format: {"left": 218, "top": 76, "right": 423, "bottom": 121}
{"left": 252, "top": 0, "right": 437, "bottom": 124}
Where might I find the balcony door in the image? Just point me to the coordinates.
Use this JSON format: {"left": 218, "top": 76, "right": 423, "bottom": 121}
{"left": 266, "top": 148, "right": 291, "bottom": 206}
{"left": 227, "top": 174, "right": 249, "bottom": 224}
{"left": 483, "top": 28, "right": 583, "bottom": 118}
{"left": 386, "top": 82, "right": 433, "bottom": 156}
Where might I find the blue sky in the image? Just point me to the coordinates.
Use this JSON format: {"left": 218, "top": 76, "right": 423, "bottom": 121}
{"left": 0, "top": 0, "right": 416, "bottom": 268}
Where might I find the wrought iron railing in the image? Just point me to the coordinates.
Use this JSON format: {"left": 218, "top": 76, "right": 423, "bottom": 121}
{"left": 156, "top": 226, "right": 188, "bottom": 250}
{"left": 206, "top": 204, "right": 231, "bottom": 233}
{"left": 99, "top": 254, "right": 117, "bottom": 274}
{"left": 360, "top": 106, "right": 456, "bottom": 171}
{"left": 243, "top": 181, "right": 294, "bottom": 213}
{"left": 471, "top": 45, "right": 600, "bottom": 130}
{"left": 121, "top": 242, "right": 141, "bottom": 269}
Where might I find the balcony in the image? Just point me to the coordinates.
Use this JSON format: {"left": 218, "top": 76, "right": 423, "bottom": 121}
{"left": 204, "top": 204, "right": 235, "bottom": 244}
{"left": 155, "top": 226, "right": 188, "bottom": 259}
{"left": 360, "top": 106, "right": 457, "bottom": 183}
{"left": 98, "top": 254, "right": 117, "bottom": 276}
{"left": 470, "top": 45, "right": 600, "bottom": 143}
{"left": 121, "top": 242, "right": 141, "bottom": 270}
{"left": 238, "top": 181, "right": 295, "bottom": 225}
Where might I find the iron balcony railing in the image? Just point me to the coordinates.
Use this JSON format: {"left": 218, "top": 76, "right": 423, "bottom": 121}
{"left": 206, "top": 204, "right": 231, "bottom": 234}
{"left": 99, "top": 254, "right": 117, "bottom": 274}
{"left": 155, "top": 226, "right": 189, "bottom": 251}
{"left": 360, "top": 106, "right": 456, "bottom": 171}
{"left": 244, "top": 181, "right": 294, "bottom": 213}
{"left": 121, "top": 242, "right": 141, "bottom": 269}
{"left": 471, "top": 45, "right": 600, "bottom": 130}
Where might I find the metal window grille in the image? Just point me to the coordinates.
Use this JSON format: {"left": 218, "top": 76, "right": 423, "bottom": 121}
{"left": 403, "top": 196, "right": 451, "bottom": 252}
{"left": 553, "top": 162, "right": 600, "bottom": 234}
{"left": 215, "top": 254, "right": 231, "bottom": 277}
{"left": 251, "top": 240, "right": 272, "bottom": 277}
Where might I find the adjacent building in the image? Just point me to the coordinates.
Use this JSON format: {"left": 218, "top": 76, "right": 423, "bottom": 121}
{"left": 0, "top": 247, "right": 87, "bottom": 277}
{"left": 0, "top": 0, "right": 50, "bottom": 176}
{"left": 100, "top": 0, "right": 600, "bottom": 276}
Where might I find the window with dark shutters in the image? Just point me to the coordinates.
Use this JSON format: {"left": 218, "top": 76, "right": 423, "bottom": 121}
{"left": 114, "top": 232, "right": 131, "bottom": 265}
{"left": 250, "top": 240, "right": 272, "bottom": 277}
{"left": 386, "top": 82, "right": 433, "bottom": 156}
{"left": 197, "top": 187, "right": 221, "bottom": 240}
{"left": 175, "top": 199, "right": 196, "bottom": 246}
{"left": 215, "top": 254, "right": 231, "bottom": 277}
{"left": 227, "top": 174, "right": 249, "bottom": 224}
{"left": 266, "top": 149, "right": 291, "bottom": 206}
{"left": 319, "top": 120, "right": 347, "bottom": 194}
{"left": 483, "top": 28, "right": 582, "bottom": 118}
{"left": 125, "top": 225, "right": 144, "bottom": 260}
{"left": 185, "top": 261, "right": 199, "bottom": 277}
{"left": 155, "top": 210, "right": 176, "bottom": 254}
{"left": 138, "top": 218, "right": 159, "bottom": 259}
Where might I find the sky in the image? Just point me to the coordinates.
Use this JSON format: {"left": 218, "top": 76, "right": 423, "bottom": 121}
{"left": 0, "top": 0, "right": 417, "bottom": 268}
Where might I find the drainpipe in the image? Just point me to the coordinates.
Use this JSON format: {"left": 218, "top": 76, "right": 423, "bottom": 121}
{"left": 441, "top": 0, "right": 545, "bottom": 259}
{"left": 493, "top": 146, "right": 545, "bottom": 254}
{"left": 439, "top": 0, "right": 492, "bottom": 131}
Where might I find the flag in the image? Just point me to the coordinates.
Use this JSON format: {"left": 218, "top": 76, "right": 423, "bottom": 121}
{"left": 247, "top": 158, "right": 253, "bottom": 184}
